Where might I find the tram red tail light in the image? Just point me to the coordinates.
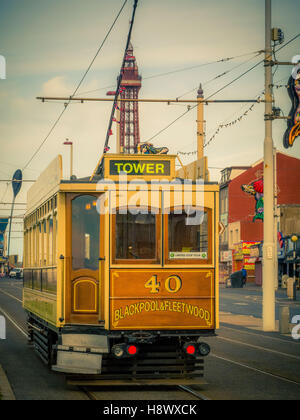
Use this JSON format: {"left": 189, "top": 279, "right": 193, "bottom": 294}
{"left": 183, "top": 342, "right": 210, "bottom": 357}
{"left": 111, "top": 344, "right": 138, "bottom": 358}
{"left": 183, "top": 343, "right": 197, "bottom": 356}
{"left": 127, "top": 345, "right": 138, "bottom": 356}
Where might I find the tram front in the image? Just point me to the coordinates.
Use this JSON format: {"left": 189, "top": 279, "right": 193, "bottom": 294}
{"left": 53, "top": 154, "right": 219, "bottom": 383}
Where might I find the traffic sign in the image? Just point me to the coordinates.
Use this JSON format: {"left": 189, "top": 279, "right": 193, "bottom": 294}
{"left": 12, "top": 170, "right": 22, "bottom": 198}
{"left": 219, "top": 222, "right": 225, "bottom": 236}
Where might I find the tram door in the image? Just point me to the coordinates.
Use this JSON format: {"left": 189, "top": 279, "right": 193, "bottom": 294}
{"left": 66, "top": 194, "right": 102, "bottom": 324}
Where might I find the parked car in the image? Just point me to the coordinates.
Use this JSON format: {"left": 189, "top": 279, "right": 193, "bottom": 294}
{"left": 9, "top": 268, "right": 23, "bottom": 279}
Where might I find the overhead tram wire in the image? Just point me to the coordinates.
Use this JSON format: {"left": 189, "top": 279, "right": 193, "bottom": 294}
{"left": 74, "top": 49, "right": 265, "bottom": 97}
{"left": 21, "top": 0, "right": 129, "bottom": 172}
{"left": 176, "top": 51, "right": 263, "bottom": 100}
{"left": 145, "top": 32, "right": 300, "bottom": 146}
{"left": 145, "top": 55, "right": 265, "bottom": 144}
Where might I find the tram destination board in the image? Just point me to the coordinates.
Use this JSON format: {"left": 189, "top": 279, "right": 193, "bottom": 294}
{"left": 109, "top": 159, "right": 171, "bottom": 176}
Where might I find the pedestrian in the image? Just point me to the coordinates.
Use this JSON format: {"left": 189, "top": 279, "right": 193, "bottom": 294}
{"left": 241, "top": 267, "right": 247, "bottom": 287}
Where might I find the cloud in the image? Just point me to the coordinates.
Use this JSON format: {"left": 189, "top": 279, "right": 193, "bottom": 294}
{"left": 41, "top": 76, "right": 73, "bottom": 96}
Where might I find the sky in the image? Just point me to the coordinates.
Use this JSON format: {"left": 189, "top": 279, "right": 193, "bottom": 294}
{"left": 0, "top": 0, "right": 300, "bottom": 257}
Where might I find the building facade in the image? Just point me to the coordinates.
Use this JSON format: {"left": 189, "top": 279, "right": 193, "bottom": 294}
{"left": 0, "top": 218, "right": 8, "bottom": 276}
{"left": 219, "top": 152, "right": 300, "bottom": 282}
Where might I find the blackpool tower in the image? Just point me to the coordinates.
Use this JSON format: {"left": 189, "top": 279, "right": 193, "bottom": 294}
{"left": 116, "top": 43, "right": 142, "bottom": 154}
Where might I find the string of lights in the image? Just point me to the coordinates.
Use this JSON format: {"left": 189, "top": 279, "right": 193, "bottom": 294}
{"left": 177, "top": 91, "right": 265, "bottom": 156}
{"left": 203, "top": 94, "right": 263, "bottom": 148}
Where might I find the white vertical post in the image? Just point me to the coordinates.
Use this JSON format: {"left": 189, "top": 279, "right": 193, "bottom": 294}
{"left": 63, "top": 139, "right": 73, "bottom": 179}
{"left": 274, "top": 147, "right": 278, "bottom": 290}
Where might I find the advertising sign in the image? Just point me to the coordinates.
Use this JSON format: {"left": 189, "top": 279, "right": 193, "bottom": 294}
{"left": 110, "top": 160, "right": 171, "bottom": 176}
{"left": 284, "top": 75, "right": 300, "bottom": 148}
{"left": 242, "top": 242, "right": 261, "bottom": 255}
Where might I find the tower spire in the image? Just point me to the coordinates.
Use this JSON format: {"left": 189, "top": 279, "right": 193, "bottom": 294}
{"left": 118, "top": 44, "right": 142, "bottom": 154}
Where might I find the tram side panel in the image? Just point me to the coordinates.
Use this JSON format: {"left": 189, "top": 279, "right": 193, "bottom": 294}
{"left": 110, "top": 269, "right": 215, "bottom": 331}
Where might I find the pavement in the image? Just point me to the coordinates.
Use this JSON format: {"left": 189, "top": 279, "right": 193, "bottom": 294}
{"left": 219, "top": 283, "right": 300, "bottom": 324}
{"left": 0, "top": 365, "right": 15, "bottom": 400}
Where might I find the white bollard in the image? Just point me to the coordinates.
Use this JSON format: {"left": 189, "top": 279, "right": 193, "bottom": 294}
{"left": 279, "top": 306, "right": 290, "bottom": 335}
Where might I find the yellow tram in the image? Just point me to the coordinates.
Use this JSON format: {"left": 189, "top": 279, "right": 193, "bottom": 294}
{"left": 23, "top": 152, "right": 219, "bottom": 384}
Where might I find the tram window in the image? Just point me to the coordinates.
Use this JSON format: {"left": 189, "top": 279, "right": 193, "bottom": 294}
{"left": 167, "top": 208, "right": 211, "bottom": 262}
{"left": 43, "top": 220, "right": 47, "bottom": 266}
{"left": 115, "top": 211, "right": 157, "bottom": 261}
{"left": 41, "top": 268, "right": 57, "bottom": 294}
{"left": 38, "top": 223, "right": 42, "bottom": 266}
{"left": 24, "top": 269, "right": 33, "bottom": 289}
{"left": 33, "top": 269, "right": 42, "bottom": 291}
{"left": 72, "top": 195, "right": 99, "bottom": 271}
{"left": 46, "top": 268, "right": 57, "bottom": 294}
{"left": 49, "top": 217, "right": 53, "bottom": 266}
{"left": 53, "top": 214, "right": 57, "bottom": 265}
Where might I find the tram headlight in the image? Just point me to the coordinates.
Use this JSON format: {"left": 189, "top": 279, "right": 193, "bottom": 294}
{"left": 198, "top": 342, "right": 210, "bottom": 357}
{"left": 111, "top": 343, "right": 139, "bottom": 358}
{"left": 111, "top": 344, "right": 126, "bottom": 358}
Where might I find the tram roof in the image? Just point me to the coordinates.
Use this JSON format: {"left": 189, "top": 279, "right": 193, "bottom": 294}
{"left": 60, "top": 177, "right": 219, "bottom": 185}
{"left": 26, "top": 155, "right": 219, "bottom": 215}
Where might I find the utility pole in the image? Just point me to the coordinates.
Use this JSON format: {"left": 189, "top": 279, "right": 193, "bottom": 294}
{"left": 273, "top": 146, "right": 278, "bottom": 290}
{"left": 262, "top": 0, "right": 276, "bottom": 331}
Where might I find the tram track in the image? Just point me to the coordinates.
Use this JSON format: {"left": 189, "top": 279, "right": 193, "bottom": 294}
{"left": 80, "top": 385, "right": 212, "bottom": 401}
{"left": 0, "top": 305, "right": 27, "bottom": 338}
{"left": 0, "top": 288, "right": 23, "bottom": 304}
{"left": 0, "top": 282, "right": 299, "bottom": 399}
{"left": 1, "top": 300, "right": 300, "bottom": 398}
{"left": 220, "top": 324, "right": 299, "bottom": 345}
{"left": 216, "top": 335, "right": 300, "bottom": 360}
{"left": 178, "top": 385, "right": 212, "bottom": 400}
{"left": 1, "top": 293, "right": 300, "bottom": 390}
{"left": 211, "top": 354, "right": 300, "bottom": 386}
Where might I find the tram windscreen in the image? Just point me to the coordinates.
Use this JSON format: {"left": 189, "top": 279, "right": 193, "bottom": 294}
{"left": 115, "top": 212, "right": 156, "bottom": 260}
{"left": 168, "top": 210, "right": 209, "bottom": 256}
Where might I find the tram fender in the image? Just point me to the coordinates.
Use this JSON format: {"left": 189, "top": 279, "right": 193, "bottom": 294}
{"left": 52, "top": 334, "right": 109, "bottom": 374}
